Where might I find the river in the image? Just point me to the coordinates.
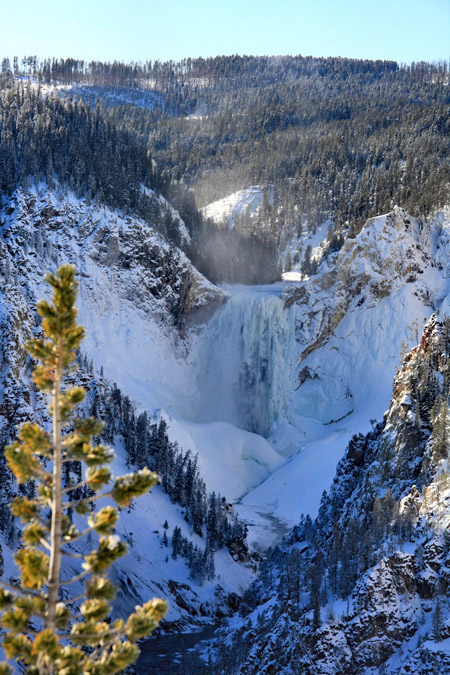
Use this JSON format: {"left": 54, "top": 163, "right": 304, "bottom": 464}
{"left": 136, "top": 624, "right": 217, "bottom": 675}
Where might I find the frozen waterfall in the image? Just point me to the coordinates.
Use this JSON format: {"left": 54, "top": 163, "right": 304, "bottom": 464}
{"left": 194, "top": 288, "right": 296, "bottom": 437}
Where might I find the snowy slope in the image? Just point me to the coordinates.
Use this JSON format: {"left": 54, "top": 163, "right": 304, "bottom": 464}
{"left": 91, "top": 438, "right": 255, "bottom": 625}
{"left": 282, "top": 217, "right": 333, "bottom": 280}
{"left": 233, "top": 206, "right": 450, "bottom": 534}
{"left": 288, "top": 207, "right": 449, "bottom": 426}
{"left": 167, "top": 418, "right": 283, "bottom": 503}
{"left": 63, "top": 85, "right": 165, "bottom": 110}
{"left": 202, "top": 186, "right": 268, "bottom": 229}
{"left": 211, "top": 316, "right": 450, "bottom": 674}
{"left": 0, "top": 184, "right": 221, "bottom": 416}
{"left": 0, "top": 185, "right": 254, "bottom": 627}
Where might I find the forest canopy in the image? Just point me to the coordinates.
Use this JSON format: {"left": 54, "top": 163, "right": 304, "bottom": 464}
{"left": 1, "top": 54, "right": 449, "bottom": 283}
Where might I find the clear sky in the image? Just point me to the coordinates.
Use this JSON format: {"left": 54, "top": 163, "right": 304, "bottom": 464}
{"left": 1, "top": 0, "right": 449, "bottom": 65}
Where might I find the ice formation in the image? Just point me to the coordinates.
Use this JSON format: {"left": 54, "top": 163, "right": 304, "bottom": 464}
{"left": 194, "top": 289, "right": 296, "bottom": 436}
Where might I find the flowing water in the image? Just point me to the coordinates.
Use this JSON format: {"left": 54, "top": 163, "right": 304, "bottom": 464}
{"left": 136, "top": 624, "right": 217, "bottom": 675}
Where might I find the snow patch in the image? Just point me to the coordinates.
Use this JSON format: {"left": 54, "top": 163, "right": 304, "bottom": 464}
{"left": 202, "top": 186, "right": 268, "bottom": 229}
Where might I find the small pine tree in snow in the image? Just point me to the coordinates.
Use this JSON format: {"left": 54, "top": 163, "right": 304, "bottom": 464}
{"left": 172, "top": 526, "right": 182, "bottom": 559}
{"left": 0, "top": 265, "right": 168, "bottom": 675}
{"left": 431, "top": 394, "right": 450, "bottom": 461}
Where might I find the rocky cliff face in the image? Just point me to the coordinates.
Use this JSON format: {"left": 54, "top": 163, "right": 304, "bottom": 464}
{"left": 214, "top": 316, "right": 450, "bottom": 674}
{"left": 285, "top": 206, "right": 450, "bottom": 427}
{"left": 0, "top": 185, "right": 222, "bottom": 326}
{"left": 0, "top": 185, "right": 225, "bottom": 435}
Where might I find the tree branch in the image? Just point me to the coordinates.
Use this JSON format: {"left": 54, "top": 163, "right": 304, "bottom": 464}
{"left": 63, "top": 525, "right": 95, "bottom": 544}
{"left": 0, "top": 581, "right": 47, "bottom": 599}
{"left": 61, "top": 549, "right": 84, "bottom": 560}
{"left": 67, "top": 591, "right": 87, "bottom": 604}
{"left": 61, "top": 571, "right": 89, "bottom": 586}
{"left": 65, "top": 491, "right": 112, "bottom": 510}
{"left": 62, "top": 479, "right": 89, "bottom": 494}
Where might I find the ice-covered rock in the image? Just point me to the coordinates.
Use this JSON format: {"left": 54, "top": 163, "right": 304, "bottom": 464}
{"left": 286, "top": 206, "right": 450, "bottom": 426}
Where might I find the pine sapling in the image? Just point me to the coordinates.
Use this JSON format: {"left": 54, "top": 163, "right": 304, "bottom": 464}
{"left": 0, "top": 265, "right": 168, "bottom": 675}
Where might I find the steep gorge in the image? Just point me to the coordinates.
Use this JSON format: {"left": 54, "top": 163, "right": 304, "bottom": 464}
{"left": 211, "top": 315, "right": 450, "bottom": 675}
{"left": 3, "top": 186, "right": 450, "bottom": 671}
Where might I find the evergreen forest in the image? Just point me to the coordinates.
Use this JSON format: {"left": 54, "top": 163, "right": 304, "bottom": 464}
{"left": 1, "top": 54, "right": 449, "bottom": 282}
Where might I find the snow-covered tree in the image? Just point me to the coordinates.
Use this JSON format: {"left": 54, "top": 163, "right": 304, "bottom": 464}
{"left": 431, "top": 394, "right": 450, "bottom": 461}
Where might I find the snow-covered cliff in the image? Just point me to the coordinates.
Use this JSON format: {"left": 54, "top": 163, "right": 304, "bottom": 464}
{"left": 0, "top": 184, "right": 224, "bottom": 416}
{"left": 2, "top": 184, "right": 450, "bottom": 664}
{"left": 0, "top": 184, "right": 252, "bottom": 629}
{"left": 211, "top": 315, "right": 450, "bottom": 674}
{"left": 288, "top": 206, "right": 450, "bottom": 426}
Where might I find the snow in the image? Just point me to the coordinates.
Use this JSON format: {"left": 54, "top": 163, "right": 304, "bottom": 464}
{"left": 0, "top": 427, "right": 255, "bottom": 628}
{"left": 166, "top": 418, "right": 284, "bottom": 503}
{"left": 423, "top": 637, "right": 450, "bottom": 653}
{"left": 0, "top": 184, "right": 217, "bottom": 423}
{"left": 202, "top": 186, "right": 268, "bottom": 229}
{"left": 282, "top": 271, "right": 302, "bottom": 282}
{"left": 285, "top": 208, "right": 450, "bottom": 427}
{"left": 63, "top": 84, "right": 165, "bottom": 111}
{"left": 236, "top": 410, "right": 376, "bottom": 543}
{"left": 282, "top": 217, "right": 333, "bottom": 278}
{"left": 17, "top": 77, "right": 165, "bottom": 111}
{"left": 99, "top": 439, "right": 255, "bottom": 624}
{"left": 293, "top": 285, "right": 432, "bottom": 424}
{"left": 107, "top": 534, "right": 121, "bottom": 550}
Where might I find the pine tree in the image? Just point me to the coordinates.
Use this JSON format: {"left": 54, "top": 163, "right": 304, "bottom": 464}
{"left": 431, "top": 394, "right": 450, "bottom": 461}
{"left": 171, "top": 526, "right": 182, "bottom": 560}
{"left": 0, "top": 265, "right": 168, "bottom": 675}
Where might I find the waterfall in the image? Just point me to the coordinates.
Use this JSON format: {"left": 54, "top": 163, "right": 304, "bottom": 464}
{"left": 194, "top": 289, "right": 296, "bottom": 437}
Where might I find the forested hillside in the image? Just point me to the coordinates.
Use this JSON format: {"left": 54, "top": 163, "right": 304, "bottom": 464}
{"left": 1, "top": 54, "right": 449, "bottom": 282}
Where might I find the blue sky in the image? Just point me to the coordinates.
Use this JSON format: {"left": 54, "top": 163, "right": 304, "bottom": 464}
{"left": 1, "top": 0, "right": 449, "bottom": 65}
